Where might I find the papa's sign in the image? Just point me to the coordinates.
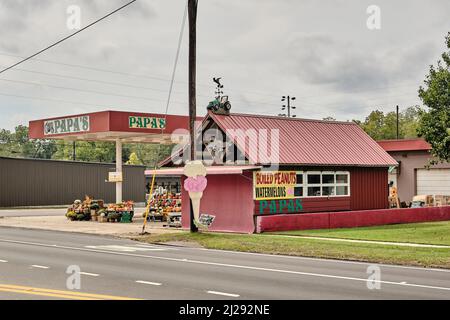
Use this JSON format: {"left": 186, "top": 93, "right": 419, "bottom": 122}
{"left": 44, "top": 116, "right": 89, "bottom": 135}
{"left": 129, "top": 116, "right": 166, "bottom": 129}
{"left": 257, "top": 199, "right": 303, "bottom": 215}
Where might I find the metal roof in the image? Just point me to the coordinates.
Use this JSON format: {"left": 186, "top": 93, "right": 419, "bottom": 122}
{"left": 145, "top": 165, "right": 261, "bottom": 176}
{"left": 209, "top": 112, "right": 398, "bottom": 167}
{"left": 377, "top": 138, "right": 432, "bottom": 152}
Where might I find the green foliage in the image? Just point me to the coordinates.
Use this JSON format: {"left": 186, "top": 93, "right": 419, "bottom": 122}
{"left": 0, "top": 125, "right": 56, "bottom": 159}
{"left": 417, "top": 32, "right": 450, "bottom": 162}
{"left": 126, "top": 152, "right": 142, "bottom": 165}
{"left": 52, "top": 141, "right": 131, "bottom": 163}
{"left": 0, "top": 125, "right": 174, "bottom": 167}
{"left": 355, "top": 106, "right": 421, "bottom": 140}
{"left": 127, "top": 143, "right": 174, "bottom": 168}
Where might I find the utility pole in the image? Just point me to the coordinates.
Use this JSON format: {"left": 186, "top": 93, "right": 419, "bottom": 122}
{"left": 188, "top": 0, "right": 198, "bottom": 232}
{"left": 72, "top": 141, "right": 76, "bottom": 161}
{"left": 396, "top": 105, "right": 399, "bottom": 139}
{"left": 281, "top": 96, "right": 296, "bottom": 118}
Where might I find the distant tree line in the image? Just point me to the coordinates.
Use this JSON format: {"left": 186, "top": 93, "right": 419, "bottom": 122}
{"left": 0, "top": 125, "right": 173, "bottom": 168}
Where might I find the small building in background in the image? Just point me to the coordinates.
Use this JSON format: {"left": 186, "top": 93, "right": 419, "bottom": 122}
{"left": 377, "top": 138, "right": 450, "bottom": 205}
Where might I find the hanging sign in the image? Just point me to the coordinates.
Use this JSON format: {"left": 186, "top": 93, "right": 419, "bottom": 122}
{"left": 44, "top": 116, "right": 90, "bottom": 135}
{"left": 108, "top": 172, "right": 123, "bottom": 182}
{"left": 129, "top": 116, "right": 166, "bottom": 129}
{"left": 253, "top": 171, "right": 297, "bottom": 200}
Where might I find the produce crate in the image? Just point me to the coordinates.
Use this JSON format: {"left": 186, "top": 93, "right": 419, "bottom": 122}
{"left": 120, "top": 211, "right": 134, "bottom": 223}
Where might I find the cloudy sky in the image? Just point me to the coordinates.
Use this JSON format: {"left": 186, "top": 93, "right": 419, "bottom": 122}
{"left": 0, "top": 0, "right": 449, "bottom": 130}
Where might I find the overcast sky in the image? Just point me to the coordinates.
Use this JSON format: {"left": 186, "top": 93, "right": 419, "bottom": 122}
{"left": 0, "top": 0, "right": 449, "bottom": 130}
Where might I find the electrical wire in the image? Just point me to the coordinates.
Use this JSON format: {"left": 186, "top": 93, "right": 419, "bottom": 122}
{"left": 141, "top": 0, "right": 188, "bottom": 234}
{"left": 0, "top": 49, "right": 423, "bottom": 106}
{"left": 0, "top": 77, "right": 185, "bottom": 104}
{"left": 0, "top": 0, "right": 137, "bottom": 75}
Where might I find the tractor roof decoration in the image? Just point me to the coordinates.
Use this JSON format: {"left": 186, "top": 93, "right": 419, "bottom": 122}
{"left": 207, "top": 77, "right": 231, "bottom": 115}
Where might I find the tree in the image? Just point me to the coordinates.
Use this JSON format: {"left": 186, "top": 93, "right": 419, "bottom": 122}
{"left": 0, "top": 125, "right": 56, "bottom": 159}
{"left": 355, "top": 106, "right": 421, "bottom": 140}
{"left": 127, "top": 143, "right": 174, "bottom": 168}
{"left": 417, "top": 32, "right": 450, "bottom": 162}
{"left": 401, "top": 106, "right": 422, "bottom": 138}
{"left": 359, "top": 110, "right": 386, "bottom": 140}
{"left": 52, "top": 140, "right": 126, "bottom": 163}
{"left": 126, "top": 152, "right": 142, "bottom": 165}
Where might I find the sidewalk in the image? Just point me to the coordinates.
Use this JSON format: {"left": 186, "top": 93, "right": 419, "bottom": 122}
{"left": 0, "top": 215, "right": 181, "bottom": 237}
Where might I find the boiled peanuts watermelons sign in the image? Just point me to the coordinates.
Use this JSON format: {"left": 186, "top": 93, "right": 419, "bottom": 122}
{"left": 44, "top": 116, "right": 89, "bottom": 135}
{"left": 254, "top": 171, "right": 303, "bottom": 214}
{"left": 129, "top": 116, "right": 166, "bottom": 129}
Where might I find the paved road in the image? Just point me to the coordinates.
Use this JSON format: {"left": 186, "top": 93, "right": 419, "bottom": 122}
{"left": 0, "top": 227, "right": 449, "bottom": 300}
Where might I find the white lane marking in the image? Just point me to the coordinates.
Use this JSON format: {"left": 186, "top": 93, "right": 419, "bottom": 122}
{"left": 207, "top": 291, "right": 240, "bottom": 298}
{"left": 190, "top": 247, "right": 450, "bottom": 273}
{"left": 85, "top": 245, "right": 168, "bottom": 252}
{"left": 136, "top": 280, "right": 162, "bottom": 286}
{"left": 400, "top": 281, "right": 407, "bottom": 284}
{"left": 2, "top": 235, "right": 447, "bottom": 273}
{"left": 79, "top": 272, "right": 99, "bottom": 277}
{"left": 1, "top": 238, "right": 449, "bottom": 293}
{"left": 0, "top": 260, "right": 8, "bottom": 263}
{"left": 31, "top": 265, "right": 49, "bottom": 269}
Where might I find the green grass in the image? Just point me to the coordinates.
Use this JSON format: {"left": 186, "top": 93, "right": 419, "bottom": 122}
{"left": 271, "top": 221, "right": 450, "bottom": 246}
{"left": 132, "top": 226, "right": 450, "bottom": 269}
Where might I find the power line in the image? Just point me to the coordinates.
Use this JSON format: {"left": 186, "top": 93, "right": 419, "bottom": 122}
{"left": 0, "top": 77, "right": 186, "bottom": 104}
{"left": 3, "top": 66, "right": 169, "bottom": 93}
{"left": 0, "top": 91, "right": 149, "bottom": 110}
{"left": 0, "top": 0, "right": 137, "bottom": 75}
{"left": 0, "top": 50, "right": 424, "bottom": 103}
{"left": 0, "top": 52, "right": 171, "bottom": 83}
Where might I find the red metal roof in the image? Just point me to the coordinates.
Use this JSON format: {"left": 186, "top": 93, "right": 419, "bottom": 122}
{"left": 145, "top": 165, "right": 261, "bottom": 176}
{"left": 209, "top": 112, "right": 398, "bottom": 167}
{"left": 377, "top": 138, "right": 432, "bottom": 152}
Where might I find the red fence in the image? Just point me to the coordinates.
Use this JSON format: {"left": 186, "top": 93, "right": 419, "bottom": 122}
{"left": 255, "top": 206, "right": 450, "bottom": 233}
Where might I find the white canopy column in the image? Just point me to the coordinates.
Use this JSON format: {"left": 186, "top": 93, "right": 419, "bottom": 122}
{"left": 115, "top": 139, "right": 123, "bottom": 204}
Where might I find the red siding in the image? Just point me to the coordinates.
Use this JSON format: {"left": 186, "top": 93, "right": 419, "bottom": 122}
{"left": 254, "top": 197, "right": 350, "bottom": 215}
{"left": 350, "top": 167, "right": 388, "bottom": 210}
{"left": 181, "top": 173, "right": 255, "bottom": 233}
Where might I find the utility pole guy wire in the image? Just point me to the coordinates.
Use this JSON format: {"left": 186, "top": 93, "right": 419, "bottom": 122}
{"left": 0, "top": 0, "right": 137, "bottom": 75}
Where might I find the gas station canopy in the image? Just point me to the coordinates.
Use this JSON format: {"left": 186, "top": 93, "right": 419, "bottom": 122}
{"left": 28, "top": 110, "right": 201, "bottom": 203}
{"left": 28, "top": 110, "right": 199, "bottom": 144}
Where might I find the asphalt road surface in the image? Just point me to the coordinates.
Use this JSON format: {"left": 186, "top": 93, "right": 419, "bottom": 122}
{"left": 0, "top": 227, "right": 449, "bottom": 300}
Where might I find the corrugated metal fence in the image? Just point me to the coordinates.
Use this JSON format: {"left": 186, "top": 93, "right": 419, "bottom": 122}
{"left": 0, "top": 157, "right": 145, "bottom": 207}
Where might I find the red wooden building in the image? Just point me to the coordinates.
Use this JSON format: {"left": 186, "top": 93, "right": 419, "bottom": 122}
{"left": 156, "top": 111, "right": 399, "bottom": 233}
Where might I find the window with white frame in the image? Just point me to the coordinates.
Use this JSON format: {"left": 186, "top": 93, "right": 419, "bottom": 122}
{"left": 293, "top": 171, "right": 350, "bottom": 197}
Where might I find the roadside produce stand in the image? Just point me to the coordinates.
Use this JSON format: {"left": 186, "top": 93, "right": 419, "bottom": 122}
{"left": 66, "top": 196, "right": 134, "bottom": 223}
{"left": 145, "top": 191, "right": 182, "bottom": 223}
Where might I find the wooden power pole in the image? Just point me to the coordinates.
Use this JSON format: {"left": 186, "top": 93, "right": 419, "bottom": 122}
{"left": 188, "top": 0, "right": 198, "bottom": 232}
